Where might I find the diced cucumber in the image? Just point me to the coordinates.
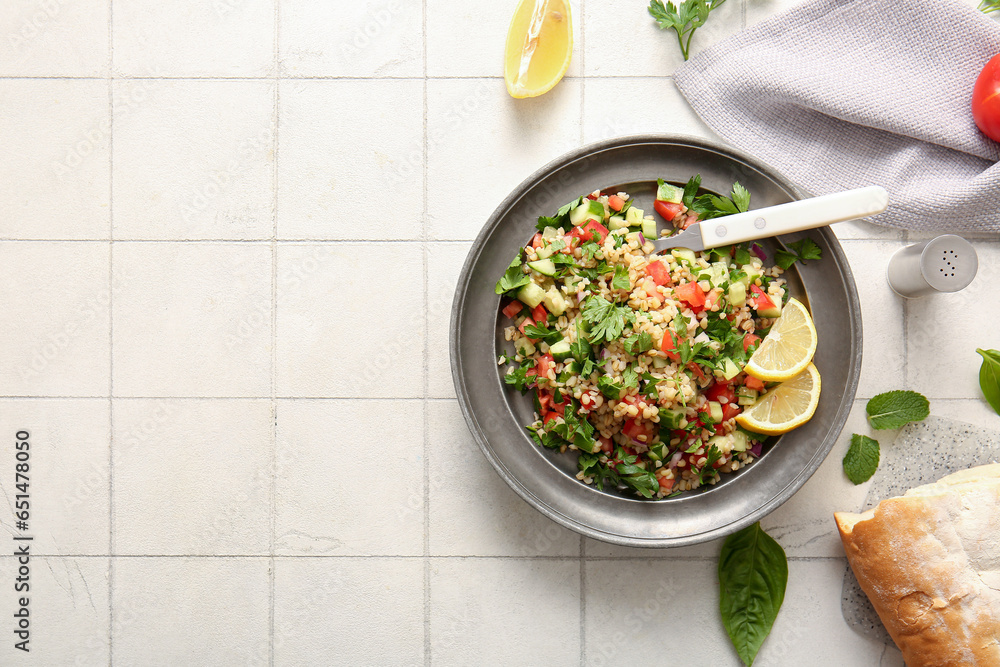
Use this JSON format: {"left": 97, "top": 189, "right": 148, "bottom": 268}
{"left": 651, "top": 356, "right": 669, "bottom": 369}
{"left": 518, "top": 341, "right": 536, "bottom": 356}
{"left": 535, "top": 245, "right": 554, "bottom": 260}
{"left": 641, "top": 218, "right": 657, "bottom": 241}
{"left": 671, "top": 248, "right": 697, "bottom": 265}
{"left": 728, "top": 282, "right": 747, "bottom": 308}
{"left": 516, "top": 283, "right": 546, "bottom": 308}
{"left": 578, "top": 438, "right": 601, "bottom": 454}
{"left": 658, "top": 407, "right": 685, "bottom": 429}
{"left": 708, "top": 262, "right": 729, "bottom": 288}
{"left": 717, "top": 357, "right": 741, "bottom": 381}
{"left": 608, "top": 215, "right": 628, "bottom": 230}
{"left": 707, "top": 401, "right": 724, "bottom": 423}
{"left": 541, "top": 226, "right": 560, "bottom": 240}
{"left": 707, "top": 433, "right": 733, "bottom": 453}
{"left": 743, "top": 264, "right": 763, "bottom": 283}
{"left": 731, "top": 431, "right": 748, "bottom": 453}
{"left": 527, "top": 258, "right": 556, "bottom": 277}
{"left": 647, "top": 443, "right": 668, "bottom": 461}
{"left": 656, "top": 181, "right": 684, "bottom": 204}
{"left": 549, "top": 339, "right": 572, "bottom": 362}
{"left": 736, "top": 386, "right": 758, "bottom": 398}
{"left": 542, "top": 287, "right": 567, "bottom": 316}
{"left": 625, "top": 231, "right": 643, "bottom": 245}
{"left": 625, "top": 206, "right": 644, "bottom": 226}
{"left": 757, "top": 301, "right": 782, "bottom": 318}
{"left": 737, "top": 393, "right": 758, "bottom": 407}
{"left": 571, "top": 199, "right": 606, "bottom": 226}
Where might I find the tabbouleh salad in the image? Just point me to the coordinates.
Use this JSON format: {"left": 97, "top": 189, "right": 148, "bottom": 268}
{"left": 495, "top": 176, "right": 820, "bottom": 499}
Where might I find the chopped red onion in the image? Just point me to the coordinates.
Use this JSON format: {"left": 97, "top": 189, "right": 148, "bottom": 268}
{"left": 750, "top": 243, "right": 766, "bottom": 261}
{"left": 749, "top": 441, "right": 763, "bottom": 457}
{"left": 637, "top": 233, "right": 646, "bottom": 245}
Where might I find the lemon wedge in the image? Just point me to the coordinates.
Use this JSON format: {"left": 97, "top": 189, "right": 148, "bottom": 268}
{"left": 736, "top": 363, "right": 821, "bottom": 436}
{"left": 504, "top": 0, "right": 573, "bottom": 99}
{"left": 744, "top": 297, "right": 817, "bottom": 382}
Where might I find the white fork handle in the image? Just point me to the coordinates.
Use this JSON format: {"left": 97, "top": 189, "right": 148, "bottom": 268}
{"left": 696, "top": 186, "right": 889, "bottom": 249}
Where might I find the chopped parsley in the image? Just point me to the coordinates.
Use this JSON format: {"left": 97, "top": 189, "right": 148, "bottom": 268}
{"left": 774, "top": 238, "right": 823, "bottom": 270}
{"left": 581, "top": 295, "right": 636, "bottom": 345}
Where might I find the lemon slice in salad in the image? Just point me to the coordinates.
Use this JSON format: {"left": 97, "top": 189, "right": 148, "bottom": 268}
{"left": 736, "top": 363, "right": 821, "bottom": 436}
{"left": 503, "top": 0, "right": 573, "bottom": 99}
{"left": 744, "top": 297, "right": 817, "bottom": 382}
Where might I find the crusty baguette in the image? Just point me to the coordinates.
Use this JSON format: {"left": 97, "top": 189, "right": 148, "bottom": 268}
{"left": 835, "top": 463, "right": 1000, "bottom": 666}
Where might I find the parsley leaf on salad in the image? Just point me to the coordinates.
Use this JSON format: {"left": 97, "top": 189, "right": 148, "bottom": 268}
{"left": 495, "top": 254, "right": 530, "bottom": 296}
{"left": 581, "top": 294, "right": 636, "bottom": 345}
{"left": 774, "top": 238, "right": 823, "bottom": 270}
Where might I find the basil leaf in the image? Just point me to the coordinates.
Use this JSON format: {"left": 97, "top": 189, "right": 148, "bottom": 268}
{"left": 977, "top": 348, "right": 1000, "bottom": 415}
{"left": 865, "top": 390, "right": 929, "bottom": 430}
{"left": 843, "top": 434, "right": 880, "bottom": 485}
{"left": 718, "top": 522, "right": 788, "bottom": 667}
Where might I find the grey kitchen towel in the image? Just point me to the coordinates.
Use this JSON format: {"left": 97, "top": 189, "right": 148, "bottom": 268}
{"left": 674, "top": 0, "right": 1000, "bottom": 232}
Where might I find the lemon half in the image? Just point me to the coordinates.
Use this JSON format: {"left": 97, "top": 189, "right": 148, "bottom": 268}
{"left": 744, "top": 297, "right": 817, "bottom": 382}
{"left": 504, "top": 0, "right": 573, "bottom": 99}
{"left": 736, "top": 363, "right": 821, "bottom": 436}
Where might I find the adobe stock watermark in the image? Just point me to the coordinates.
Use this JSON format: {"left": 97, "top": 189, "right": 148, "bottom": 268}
{"left": 7, "top": 0, "right": 67, "bottom": 53}
{"left": 337, "top": 0, "right": 407, "bottom": 64}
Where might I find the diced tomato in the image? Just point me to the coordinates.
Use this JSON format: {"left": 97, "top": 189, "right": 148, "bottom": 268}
{"left": 622, "top": 418, "right": 656, "bottom": 445}
{"left": 677, "top": 212, "right": 698, "bottom": 230}
{"left": 674, "top": 281, "right": 706, "bottom": 308}
{"left": 535, "top": 353, "right": 554, "bottom": 380}
{"left": 568, "top": 219, "right": 609, "bottom": 245}
{"left": 537, "top": 389, "right": 552, "bottom": 413}
{"left": 658, "top": 476, "right": 675, "bottom": 492}
{"left": 705, "top": 290, "right": 720, "bottom": 311}
{"left": 502, "top": 301, "right": 523, "bottom": 319}
{"left": 687, "top": 362, "right": 707, "bottom": 381}
{"left": 608, "top": 195, "right": 625, "bottom": 212}
{"left": 721, "top": 403, "right": 742, "bottom": 421}
{"left": 550, "top": 398, "right": 566, "bottom": 416}
{"left": 598, "top": 436, "right": 614, "bottom": 454}
{"left": 646, "top": 260, "right": 672, "bottom": 287}
{"left": 542, "top": 411, "right": 560, "bottom": 426}
{"left": 704, "top": 382, "right": 736, "bottom": 404}
{"left": 660, "top": 331, "right": 681, "bottom": 362}
{"left": 744, "top": 375, "right": 765, "bottom": 392}
{"left": 654, "top": 200, "right": 684, "bottom": 222}
{"left": 742, "top": 333, "right": 761, "bottom": 353}
{"left": 531, "top": 233, "right": 543, "bottom": 249}
{"left": 749, "top": 284, "right": 777, "bottom": 312}
{"left": 531, "top": 303, "right": 547, "bottom": 323}
{"left": 518, "top": 317, "right": 539, "bottom": 343}
{"left": 587, "top": 192, "right": 599, "bottom": 200}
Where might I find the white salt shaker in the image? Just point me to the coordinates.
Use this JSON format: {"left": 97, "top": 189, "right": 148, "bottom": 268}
{"left": 886, "top": 235, "right": 978, "bottom": 298}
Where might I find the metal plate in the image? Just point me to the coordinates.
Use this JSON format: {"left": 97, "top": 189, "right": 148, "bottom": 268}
{"left": 449, "top": 135, "right": 863, "bottom": 548}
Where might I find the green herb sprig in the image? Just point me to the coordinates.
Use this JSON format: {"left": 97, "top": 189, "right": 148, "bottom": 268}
{"left": 841, "top": 390, "right": 930, "bottom": 485}
{"left": 648, "top": 0, "right": 728, "bottom": 61}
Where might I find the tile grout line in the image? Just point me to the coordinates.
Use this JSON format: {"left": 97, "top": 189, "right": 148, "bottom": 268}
{"left": 269, "top": 3, "right": 280, "bottom": 665}
{"left": 106, "top": 1, "right": 115, "bottom": 664}
{"left": 422, "top": 2, "right": 431, "bottom": 665}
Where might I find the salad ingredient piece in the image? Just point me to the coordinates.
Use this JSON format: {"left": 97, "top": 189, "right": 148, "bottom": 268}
{"left": 972, "top": 54, "right": 1000, "bottom": 142}
{"left": 648, "top": 0, "right": 728, "bottom": 62}
{"left": 774, "top": 238, "right": 823, "bottom": 271}
{"left": 736, "top": 363, "right": 821, "bottom": 435}
{"left": 865, "top": 390, "right": 930, "bottom": 430}
{"left": 719, "top": 522, "right": 788, "bottom": 667}
{"left": 843, "top": 434, "right": 881, "bottom": 485}
{"left": 977, "top": 348, "right": 1000, "bottom": 416}
{"left": 743, "top": 298, "right": 817, "bottom": 382}
{"left": 504, "top": 0, "right": 573, "bottom": 99}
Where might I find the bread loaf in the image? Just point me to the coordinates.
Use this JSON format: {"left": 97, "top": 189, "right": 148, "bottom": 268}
{"left": 835, "top": 463, "right": 1000, "bottom": 666}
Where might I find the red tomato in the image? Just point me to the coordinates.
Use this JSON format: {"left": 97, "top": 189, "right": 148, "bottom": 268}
{"left": 535, "top": 353, "right": 555, "bottom": 380}
{"left": 568, "top": 219, "right": 609, "bottom": 245}
{"left": 973, "top": 54, "right": 1000, "bottom": 142}
{"left": 658, "top": 476, "right": 675, "bottom": 492}
{"left": 654, "top": 200, "right": 684, "bottom": 222}
{"left": 538, "top": 389, "right": 552, "bottom": 412}
{"left": 687, "top": 362, "right": 707, "bottom": 381}
{"left": 742, "top": 333, "right": 761, "bottom": 353}
{"left": 704, "top": 382, "right": 736, "bottom": 404}
{"left": 749, "top": 284, "right": 777, "bottom": 312}
{"left": 518, "top": 317, "right": 539, "bottom": 343}
{"left": 721, "top": 403, "right": 742, "bottom": 421}
{"left": 705, "top": 290, "right": 721, "bottom": 311}
{"left": 531, "top": 233, "right": 543, "bottom": 249}
{"left": 659, "top": 331, "right": 681, "bottom": 362}
{"left": 531, "top": 303, "right": 547, "bottom": 323}
{"left": 622, "top": 418, "right": 656, "bottom": 445}
{"left": 608, "top": 195, "right": 625, "bottom": 212}
{"left": 674, "top": 281, "right": 706, "bottom": 308}
{"left": 744, "top": 375, "right": 765, "bottom": 392}
{"left": 542, "top": 411, "right": 560, "bottom": 426}
{"left": 502, "top": 301, "right": 523, "bottom": 319}
{"left": 677, "top": 212, "right": 698, "bottom": 230}
{"left": 646, "top": 260, "right": 672, "bottom": 286}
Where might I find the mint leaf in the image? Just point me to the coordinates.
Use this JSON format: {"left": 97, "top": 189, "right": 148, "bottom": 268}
{"left": 719, "top": 522, "right": 788, "bottom": 667}
{"left": 977, "top": 349, "right": 1000, "bottom": 416}
{"left": 865, "top": 390, "right": 930, "bottom": 430}
{"left": 843, "top": 434, "right": 880, "bottom": 484}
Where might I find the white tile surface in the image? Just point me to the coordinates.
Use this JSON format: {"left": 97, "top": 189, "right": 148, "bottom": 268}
{"left": 427, "top": 242, "right": 469, "bottom": 398}
{"left": 112, "top": 243, "right": 272, "bottom": 397}
{"left": 280, "top": 0, "right": 423, "bottom": 77}
{"left": 583, "top": 77, "right": 716, "bottom": 143}
{"left": 112, "top": 79, "right": 275, "bottom": 240}
{"left": 0, "top": 0, "right": 109, "bottom": 77}
{"left": 275, "top": 243, "right": 424, "bottom": 397}
{"left": 583, "top": 0, "right": 743, "bottom": 77}
{"left": 430, "top": 558, "right": 580, "bottom": 666}
{"left": 426, "top": 77, "right": 582, "bottom": 240}
{"left": 111, "top": 557, "right": 269, "bottom": 666}
{"left": 0, "top": 400, "right": 109, "bottom": 555}
{"left": 275, "top": 400, "right": 424, "bottom": 556}
{"left": 112, "top": 0, "right": 274, "bottom": 77}
{"left": 277, "top": 79, "right": 424, "bottom": 240}
{"left": 0, "top": 242, "right": 110, "bottom": 396}
{"left": 428, "top": 401, "right": 579, "bottom": 556}
{"left": 840, "top": 239, "right": 907, "bottom": 399}
{"left": 0, "top": 79, "right": 110, "bottom": 240}
{"left": 0, "top": 556, "right": 109, "bottom": 665}
{"left": 113, "top": 399, "right": 271, "bottom": 555}
{"left": 426, "top": 0, "right": 581, "bottom": 78}
{"left": 274, "top": 557, "right": 424, "bottom": 665}
{"left": 907, "top": 242, "right": 1000, "bottom": 399}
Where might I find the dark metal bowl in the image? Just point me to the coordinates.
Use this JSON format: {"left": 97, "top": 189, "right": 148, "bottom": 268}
{"left": 450, "top": 135, "right": 862, "bottom": 548}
